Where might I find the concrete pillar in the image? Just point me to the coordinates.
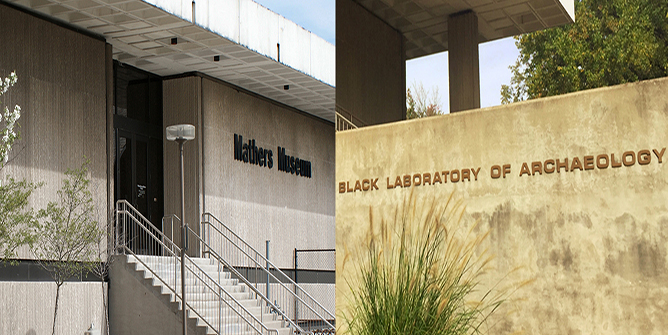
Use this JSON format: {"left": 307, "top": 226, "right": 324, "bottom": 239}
{"left": 336, "top": 0, "right": 406, "bottom": 126}
{"left": 163, "top": 76, "right": 202, "bottom": 257}
{"left": 106, "top": 43, "right": 114, "bottom": 258}
{"left": 448, "top": 10, "right": 480, "bottom": 112}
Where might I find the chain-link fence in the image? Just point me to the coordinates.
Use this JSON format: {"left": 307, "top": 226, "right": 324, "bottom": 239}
{"left": 294, "top": 249, "right": 335, "bottom": 273}
{"left": 294, "top": 248, "right": 336, "bottom": 329}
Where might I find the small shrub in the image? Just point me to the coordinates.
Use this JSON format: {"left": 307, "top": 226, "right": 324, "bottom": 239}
{"left": 343, "top": 193, "right": 514, "bottom": 335}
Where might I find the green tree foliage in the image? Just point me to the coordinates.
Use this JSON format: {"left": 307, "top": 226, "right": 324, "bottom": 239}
{"left": 406, "top": 82, "right": 444, "bottom": 119}
{"left": 0, "top": 71, "right": 21, "bottom": 163}
{"left": 0, "top": 71, "right": 38, "bottom": 262}
{"left": 501, "top": 0, "right": 668, "bottom": 103}
{"left": 32, "top": 160, "right": 101, "bottom": 335}
{"left": 0, "top": 178, "right": 39, "bottom": 261}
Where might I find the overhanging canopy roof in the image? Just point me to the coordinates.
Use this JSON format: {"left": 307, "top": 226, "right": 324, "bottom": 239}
{"left": 7, "top": 0, "right": 336, "bottom": 122}
{"left": 354, "top": 0, "right": 575, "bottom": 59}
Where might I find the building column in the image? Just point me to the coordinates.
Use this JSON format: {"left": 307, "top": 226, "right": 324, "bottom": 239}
{"left": 106, "top": 43, "right": 114, "bottom": 257}
{"left": 336, "top": 0, "right": 406, "bottom": 126}
{"left": 448, "top": 10, "right": 480, "bottom": 113}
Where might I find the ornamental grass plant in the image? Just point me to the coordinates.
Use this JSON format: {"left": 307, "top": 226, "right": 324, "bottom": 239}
{"left": 343, "top": 192, "right": 521, "bottom": 335}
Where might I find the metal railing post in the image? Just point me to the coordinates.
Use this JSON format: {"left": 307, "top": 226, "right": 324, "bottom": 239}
{"left": 178, "top": 139, "right": 188, "bottom": 335}
{"left": 199, "top": 212, "right": 336, "bottom": 332}
{"left": 294, "top": 248, "right": 298, "bottom": 324}
{"left": 200, "top": 216, "right": 205, "bottom": 258}
{"left": 265, "top": 240, "right": 270, "bottom": 307}
{"left": 115, "top": 202, "right": 119, "bottom": 254}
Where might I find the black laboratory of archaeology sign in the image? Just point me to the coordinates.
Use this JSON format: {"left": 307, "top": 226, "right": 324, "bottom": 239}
{"left": 234, "top": 133, "right": 312, "bottom": 178}
{"left": 338, "top": 147, "right": 665, "bottom": 193}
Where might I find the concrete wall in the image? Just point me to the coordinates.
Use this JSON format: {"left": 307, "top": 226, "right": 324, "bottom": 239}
{"left": 108, "top": 255, "right": 200, "bottom": 335}
{"left": 336, "top": 0, "right": 405, "bottom": 126}
{"left": 163, "top": 75, "right": 335, "bottom": 267}
{"left": 163, "top": 76, "right": 204, "bottom": 257}
{"left": 201, "top": 77, "right": 335, "bottom": 268}
{"left": 0, "top": 281, "right": 106, "bottom": 334}
{"left": 336, "top": 77, "right": 668, "bottom": 334}
{"left": 0, "top": 4, "right": 108, "bottom": 334}
{"left": 0, "top": 3, "right": 108, "bottom": 259}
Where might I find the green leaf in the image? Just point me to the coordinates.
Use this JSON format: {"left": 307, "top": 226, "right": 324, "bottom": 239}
{"left": 501, "top": 0, "right": 668, "bottom": 101}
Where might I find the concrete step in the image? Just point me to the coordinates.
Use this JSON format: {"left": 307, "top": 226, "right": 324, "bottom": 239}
{"left": 193, "top": 311, "right": 279, "bottom": 325}
{"left": 198, "top": 319, "right": 288, "bottom": 334}
{"left": 207, "top": 323, "right": 292, "bottom": 335}
{"left": 157, "top": 277, "right": 240, "bottom": 288}
{"left": 131, "top": 261, "right": 234, "bottom": 280}
{"left": 182, "top": 283, "right": 246, "bottom": 294}
{"left": 188, "top": 290, "right": 253, "bottom": 302}
{"left": 194, "top": 302, "right": 264, "bottom": 315}
{"left": 126, "top": 253, "right": 289, "bottom": 335}
{"left": 134, "top": 265, "right": 236, "bottom": 284}
{"left": 127, "top": 255, "right": 298, "bottom": 335}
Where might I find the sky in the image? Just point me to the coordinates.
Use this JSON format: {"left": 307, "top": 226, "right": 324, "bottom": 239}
{"left": 253, "top": 0, "right": 518, "bottom": 112}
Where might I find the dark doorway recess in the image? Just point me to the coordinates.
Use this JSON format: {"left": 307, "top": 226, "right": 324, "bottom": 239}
{"left": 113, "top": 61, "right": 164, "bottom": 228}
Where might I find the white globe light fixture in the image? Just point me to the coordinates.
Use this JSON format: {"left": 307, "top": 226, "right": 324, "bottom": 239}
{"left": 166, "top": 123, "right": 195, "bottom": 335}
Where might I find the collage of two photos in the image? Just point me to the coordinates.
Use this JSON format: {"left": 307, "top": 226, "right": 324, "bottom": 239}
{"left": 1, "top": 0, "right": 667, "bottom": 334}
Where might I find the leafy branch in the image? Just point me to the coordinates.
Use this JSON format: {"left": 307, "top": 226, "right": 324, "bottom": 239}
{"left": 32, "top": 160, "right": 101, "bottom": 335}
{"left": 502, "top": 0, "right": 668, "bottom": 103}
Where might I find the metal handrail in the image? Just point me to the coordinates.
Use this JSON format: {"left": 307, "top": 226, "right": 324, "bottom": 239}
{"left": 183, "top": 252, "right": 273, "bottom": 335}
{"left": 335, "top": 111, "right": 358, "bottom": 131}
{"left": 188, "top": 225, "right": 305, "bottom": 333}
{"left": 202, "top": 222, "right": 332, "bottom": 324}
{"left": 335, "top": 105, "right": 366, "bottom": 131}
{"left": 163, "top": 214, "right": 180, "bottom": 250}
{"left": 116, "top": 200, "right": 280, "bottom": 335}
{"left": 201, "top": 212, "right": 335, "bottom": 332}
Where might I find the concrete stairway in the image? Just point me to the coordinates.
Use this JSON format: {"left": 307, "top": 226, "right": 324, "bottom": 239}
{"left": 125, "top": 254, "right": 292, "bottom": 335}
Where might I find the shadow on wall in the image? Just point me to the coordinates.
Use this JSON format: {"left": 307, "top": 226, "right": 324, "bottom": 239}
{"left": 26, "top": 330, "right": 36, "bottom": 335}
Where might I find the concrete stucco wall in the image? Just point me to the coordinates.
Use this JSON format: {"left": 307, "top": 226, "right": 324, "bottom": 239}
{"left": 336, "top": 0, "right": 405, "bottom": 126}
{"left": 163, "top": 76, "right": 204, "bottom": 257}
{"left": 201, "top": 77, "right": 335, "bottom": 268}
{"left": 0, "top": 4, "right": 108, "bottom": 334}
{"left": 0, "top": 281, "right": 106, "bottom": 334}
{"left": 336, "top": 77, "right": 668, "bottom": 334}
{"left": 0, "top": 3, "right": 108, "bottom": 259}
{"left": 108, "top": 255, "right": 200, "bottom": 335}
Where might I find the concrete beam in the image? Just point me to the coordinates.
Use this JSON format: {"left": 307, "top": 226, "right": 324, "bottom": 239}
{"left": 448, "top": 11, "right": 480, "bottom": 113}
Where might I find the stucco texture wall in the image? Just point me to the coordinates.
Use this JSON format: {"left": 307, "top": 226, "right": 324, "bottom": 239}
{"left": 163, "top": 75, "right": 335, "bottom": 267}
{"left": 201, "top": 77, "right": 335, "bottom": 268}
{"left": 0, "top": 3, "right": 108, "bottom": 259}
{"left": 336, "top": 78, "right": 668, "bottom": 334}
{"left": 163, "top": 76, "right": 203, "bottom": 257}
{"left": 336, "top": 0, "right": 405, "bottom": 126}
{"left": 0, "top": 281, "right": 105, "bottom": 334}
{"left": 0, "top": 4, "right": 107, "bottom": 334}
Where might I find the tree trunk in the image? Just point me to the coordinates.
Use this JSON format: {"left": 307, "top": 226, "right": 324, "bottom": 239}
{"left": 101, "top": 280, "right": 109, "bottom": 335}
{"left": 52, "top": 283, "right": 62, "bottom": 335}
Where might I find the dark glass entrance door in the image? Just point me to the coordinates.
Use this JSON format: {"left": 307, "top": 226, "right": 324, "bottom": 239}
{"left": 114, "top": 61, "right": 164, "bottom": 231}
{"left": 116, "top": 131, "right": 163, "bottom": 224}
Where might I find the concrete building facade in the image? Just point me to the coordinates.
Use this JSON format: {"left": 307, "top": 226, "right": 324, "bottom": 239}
{"left": 0, "top": 0, "right": 335, "bottom": 333}
{"left": 336, "top": 77, "right": 668, "bottom": 335}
